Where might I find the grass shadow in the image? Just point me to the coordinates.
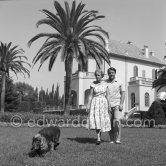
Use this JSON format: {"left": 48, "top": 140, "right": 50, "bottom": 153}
{"left": 67, "top": 137, "right": 96, "bottom": 144}
{"left": 67, "top": 137, "right": 109, "bottom": 144}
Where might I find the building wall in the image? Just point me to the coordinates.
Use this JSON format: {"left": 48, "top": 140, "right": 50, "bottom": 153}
{"left": 128, "top": 85, "right": 139, "bottom": 109}
{"left": 71, "top": 72, "right": 96, "bottom": 108}
{"left": 126, "top": 59, "right": 158, "bottom": 79}
{"left": 70, "top": 56, "right": 161, "bottom": 111}
{"left": 139, "top": 85, "right": 155, "bottom": 111}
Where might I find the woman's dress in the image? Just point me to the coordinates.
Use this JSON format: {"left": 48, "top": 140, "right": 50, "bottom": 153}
{"left": 88, "top": 81, "right": 111, "bottom": 132}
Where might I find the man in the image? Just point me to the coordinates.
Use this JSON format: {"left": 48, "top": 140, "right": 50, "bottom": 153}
{"left": 106, "top": 67, "right": 125, "bottom": 144}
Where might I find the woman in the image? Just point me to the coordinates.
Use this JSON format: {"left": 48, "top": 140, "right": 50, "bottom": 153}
{"left": 86, "top": 69, "right": 111, "bottom": 145}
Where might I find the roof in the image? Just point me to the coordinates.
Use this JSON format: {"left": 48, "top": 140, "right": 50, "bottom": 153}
{"left": 108, "top": 40, "right": 165, "bottom": 66}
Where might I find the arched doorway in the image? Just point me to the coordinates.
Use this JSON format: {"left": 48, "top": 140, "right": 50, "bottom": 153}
{"left": 84, "top": 89, "right": 90, "bottom": 105}
{"left": 71, "top": 90, "right": 77, "bottom": 109}
{"left": 131, "top": 93, "right": 135, "bottom": 108}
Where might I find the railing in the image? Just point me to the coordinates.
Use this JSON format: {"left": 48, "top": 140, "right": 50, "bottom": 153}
{"left": 129, "top": 77, "right": 153, "bottom": 86}
{"left": 72, "top": 72, "right": 107, "bottom": 79}
{"left": 43, "top": 106, "right": 63, "bottom": 113}
{"left": 130, "top": 77, "right": 153, "bottom": 82}
{"left": 122, "top": 105, "right": 139, "bottom": 120}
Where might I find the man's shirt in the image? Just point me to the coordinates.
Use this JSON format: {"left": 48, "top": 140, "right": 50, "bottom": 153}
{"left": 106, "top": 79, "right": 125, "bottom": 107}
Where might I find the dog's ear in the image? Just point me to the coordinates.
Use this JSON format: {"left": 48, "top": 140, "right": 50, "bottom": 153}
{"left": 34, "top": 134, "right": 41, "bottom": 139}
{"left": 34, "top": 134, "right": 42, "bottom": 142}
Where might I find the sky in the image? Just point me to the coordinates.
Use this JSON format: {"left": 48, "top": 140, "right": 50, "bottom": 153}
{"left": 0, "top": 0, "right": 166, "bottom": 95}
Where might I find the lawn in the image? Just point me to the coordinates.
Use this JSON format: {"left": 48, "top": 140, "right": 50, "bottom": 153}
{"left": 0, "top": 126, "right": 165, "bottom": 166}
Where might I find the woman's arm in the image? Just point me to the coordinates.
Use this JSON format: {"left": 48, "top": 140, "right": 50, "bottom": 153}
{"left": 86, "top": 87, "right": 94, "bottom": 113}
{"left": 106, "top": 86, "right": 111, "bottom": 104}
{"left": 106, "top": 87, "right": 110, "bottom": 110}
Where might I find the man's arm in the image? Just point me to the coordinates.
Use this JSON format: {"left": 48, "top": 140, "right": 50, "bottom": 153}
{"left": 119, "top": 83, "right": 125, "bottom": 111}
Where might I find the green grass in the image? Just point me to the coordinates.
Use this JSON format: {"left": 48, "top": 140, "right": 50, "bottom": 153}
{"left": 0, "top": 126, "right": 166, "bottom": 166}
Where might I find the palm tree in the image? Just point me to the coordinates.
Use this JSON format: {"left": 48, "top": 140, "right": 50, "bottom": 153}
{"left": 152, "top": 66, "right": 166, "bottom": 92}
{"left": 28, "top": 0, "right": 110, "bottom": 114}
{"left": 0, "top": 42, "right": 30, "bottom": 113}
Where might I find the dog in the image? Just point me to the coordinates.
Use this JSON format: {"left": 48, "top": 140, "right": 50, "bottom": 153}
{"left": 28, "top": 126, "right": 60, "bottom": 157}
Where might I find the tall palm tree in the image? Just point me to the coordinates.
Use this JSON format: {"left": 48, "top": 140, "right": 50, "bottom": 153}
{"left": 0, "top": 42, "right": 30, "bottom": 113}
{"left": 28, "top": 0, "right": 110, "bottom": 114}
{"left": 152, "top": 66, "right": 166, "bottom": 92}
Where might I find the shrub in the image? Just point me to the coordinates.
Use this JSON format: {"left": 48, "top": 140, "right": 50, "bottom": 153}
{"left": 17, "top": 101, "right": 31, "bottom": 112}
{"left": 143, "top": 99, "right": 166, "bottom": 127}
{"left": 0, "top": 112, "right": 87, "bottom": 126}
{"left": 70, "top": 109, "right": 88, "bottom": 116}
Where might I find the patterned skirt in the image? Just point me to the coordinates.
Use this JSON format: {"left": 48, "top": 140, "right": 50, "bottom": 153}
{"left": 87, "top": 96, "right": 111, "bottom": 132}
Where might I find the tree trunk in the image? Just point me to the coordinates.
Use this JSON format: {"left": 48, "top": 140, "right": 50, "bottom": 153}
{"left": 64, "top": 53, "right": 73, "bottom": 115}
{"left": 1, "top": 72, "right": 6, "bottom": 113}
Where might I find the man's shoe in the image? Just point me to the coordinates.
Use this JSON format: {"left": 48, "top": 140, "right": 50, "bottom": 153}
{"left": 115, "top": 140, "right": 121, "bottom": 144}
{"left": 96, "top": 141, "right": 101, "bottom": 145}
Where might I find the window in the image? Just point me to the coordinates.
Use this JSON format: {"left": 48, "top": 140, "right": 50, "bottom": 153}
{"left": 134, "top": 66, "right": 138, "bottom": 77}
{"left": 145, "top": 92, "right": 150, "bottom": 107}
{"left": 131, "top": 93, "right": 135, "bottom": 108}
{"left": 142, "top": 70, "right": 146, "bottom": 78}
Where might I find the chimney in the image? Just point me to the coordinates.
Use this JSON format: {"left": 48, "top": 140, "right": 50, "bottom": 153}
{"left": 150, "top": 51, "right": 155, "bottom": 56}
{"left": 144, "top": 45, "right": 149, "bottom": 58}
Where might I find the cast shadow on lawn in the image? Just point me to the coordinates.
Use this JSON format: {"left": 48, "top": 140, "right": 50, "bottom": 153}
{"left": 67, "top": 137, "right": 108, "bottom": 144}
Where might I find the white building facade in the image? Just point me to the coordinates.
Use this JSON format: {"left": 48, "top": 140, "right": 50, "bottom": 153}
{"left": 67, "top": 40, "right": 164, "bottom": 113}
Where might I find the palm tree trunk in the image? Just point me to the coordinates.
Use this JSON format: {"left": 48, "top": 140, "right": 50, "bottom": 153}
{"left": 64, "top": 53, "right": 73, "bottom": 115}
{"left": 1, "top": 72, "right": 6, "bottom": 113}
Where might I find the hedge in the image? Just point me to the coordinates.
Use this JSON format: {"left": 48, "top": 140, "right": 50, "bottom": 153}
{"left": 0, "top": 112, "right": 87, "bottom": 127}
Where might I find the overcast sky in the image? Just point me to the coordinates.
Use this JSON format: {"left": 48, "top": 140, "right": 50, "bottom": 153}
{"left": 0, "top": 0, "right": 166, "bottom": 95}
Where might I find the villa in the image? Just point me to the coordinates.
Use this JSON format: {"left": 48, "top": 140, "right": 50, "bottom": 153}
{"left": 67, "top": 40, "right": 165, "bottom": 114}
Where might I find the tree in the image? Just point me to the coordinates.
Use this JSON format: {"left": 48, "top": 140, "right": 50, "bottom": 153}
{"left": 28, "top": 1, "right": 110, "bottom": 114}
{"left": 152, "top": 66, "right": 166, "bottom": 92}
{"left": 14, "top": 82, "right": 37, "bottom": 102}
{"left": 54, "top": 83, "right": 60, "bottom": 108}
{"left": 0, "top": 42, "right": 30, "bottom": 113}
{"left": 0, "top": 77, "right": 19, "bottom": 112}
{"left": 39, "top": 87, "right": 45, "bottom": 104}
{"left": 50, "top": 84, "right": 55, "bottom": 106}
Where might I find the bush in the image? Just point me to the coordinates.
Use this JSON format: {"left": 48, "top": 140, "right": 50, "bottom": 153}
{"left": 17, "top": 101, "right": 31, "bottom": 112}
{"left": 0, "top": 112, "right": 87, "bottom": 126}
{"left": 70, "top": 109, "right": 88, "bottom": 116}
{"left": 143, "top": 99, "right": 166, "bottom": 127}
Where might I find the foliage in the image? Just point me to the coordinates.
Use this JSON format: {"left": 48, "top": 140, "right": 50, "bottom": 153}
{"left": 14, "top": 82, "right": 37, "bottom": 102}
{"left": 0, "top": 112, "right": 87, "bottom": 125}
{"left": 17, "top": 101, "right": 31, "bottom": 112}
{"left": 152, "top": 66, "right": 166, "bottom": 91}
{"left": 0, "top": 42, "right": 30, "bottom": 78}
{"left": 28, "top": 0, "right": 110, "bottom": 114}
{"left": 70, "top": 109, "right": 88, "bottom": 116}
{"left": 143, "top": 99, "right": 166, "bottom": 127}
{"left": 0, "top": 42, "right": 30, "bottom": 113}
{"left": 0, "top": 77, "right": 19, "bottom": 112}
{"left": 54, "top": 84, "right": 60, "bottom": 107}
{"left": 38, "top": 83, "right": 63, "bottom": 107}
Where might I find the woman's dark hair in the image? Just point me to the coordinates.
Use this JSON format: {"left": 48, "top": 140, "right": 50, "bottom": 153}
{"left": 107, "top": 67, "right": 116, "bottom": 73}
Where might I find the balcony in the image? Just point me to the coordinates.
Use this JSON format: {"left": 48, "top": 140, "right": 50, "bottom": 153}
{"left": 129, "top": 77, "right": 153, "bottom": 86}
{"left": 71, "top": 72, "right": 108, "bottom": 80}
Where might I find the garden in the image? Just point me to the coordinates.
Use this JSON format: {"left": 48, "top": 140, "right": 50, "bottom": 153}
{"left": 0, "top": 126, "right": 165, "bottom": 166}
